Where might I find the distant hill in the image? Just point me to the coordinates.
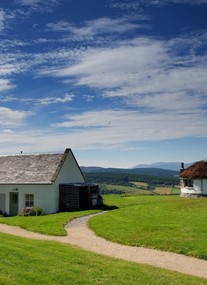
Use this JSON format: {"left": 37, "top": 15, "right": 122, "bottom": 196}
{"left": 81, "top": 166, "right": 179, "bottom": 178}
{"left": 133, "top": 162, "right": 193, "bottom": 171}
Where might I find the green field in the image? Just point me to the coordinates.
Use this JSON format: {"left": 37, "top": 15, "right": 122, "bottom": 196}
{"left": 153, "top": 187, "right": 172, "bottom": 195}
{"left": 100, "top": 183, "right": 152, "bottom": 195}
{"left": 100, "top": 183, "right": 181, "bottom": 196}
{"left": 130, "top": 181, "right": 149, "bottom": 189}
{"left": 0, "top": 210, "right": 99, "bottom": 236}
{"left": 89, "top": 195, "right": 207, "bottom": 260}
{"left": 0, "top": 232, "right": 206, "bottom": 285}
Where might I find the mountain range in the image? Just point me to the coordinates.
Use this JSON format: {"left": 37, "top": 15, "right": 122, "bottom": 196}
{"left": 80, "top": 162, "right": 195, "bottom": 178}
{"left": 81, "top": 162, "right": 192, "bottom": 173}
{"left": 133, "top": 162, "right": 193, "bottom": 171}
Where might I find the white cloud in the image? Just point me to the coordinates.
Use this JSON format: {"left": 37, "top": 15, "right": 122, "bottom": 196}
{"left": 0, "top": 8, "right": 16, "bottom": 33}
{"left": 109, "top": 0, "right": 207, "bottom": 11}
{"left": 47, "top": 17, "right": 145, "bottom": 38}
{"left": 0, "top": 107, "right": 32, "bottom": 128}
{"left": 0, "top": 95, "right": 17, "bottom": 102}
{"left": 16, "top": 0, "right": 59, "bottom": 10}
{"left": 51, "top": 109, "right": 207, "bottom": 142}
{"left": 0, "top": 78, "right": 15, "bottom": 92}
{"left": 37, "top": 93, "right": 74, "bottom": 105}
{"left": 0, "top": 104, "right": 206, "bottom": 157}
{"left": 2, "top": 93, "right": 75, "bottom": 106}
{"left": 133, "top": 0, "right": 207, "bottom": 5}
{"left": 0, "top": 9, "right": 5, "bottom": 31}
{"left": 39, "top": 34, "right": 207, "bottom": 116}
{"left": 161, "top": 0, "right": 207, "bottom": 4}
{"left": 0, "top": 63, "right": 20, "bottom": 76}
{"left": 17, "top": 0, "right": 42, "bottom": 5}
{"left": 109, "top": 1, "right": 141, "bottom": 10}
{"left": 43, "top": 38, "right": 167, "bottom": 88}
{"left": 125, "top": 91, "right": 207, "bottom": 113}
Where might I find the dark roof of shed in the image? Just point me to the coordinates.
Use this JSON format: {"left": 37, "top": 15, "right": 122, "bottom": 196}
{"left": 180, "top": 160, "right": 207, "bottom": 179}
{"left": 0, "top": 148, "right": 70, "bottom": 184}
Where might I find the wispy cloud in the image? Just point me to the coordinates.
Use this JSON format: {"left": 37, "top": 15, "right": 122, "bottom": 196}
{"left": 109, "top": 1, "right": 141, "bottom": 10}
{"left": 51, "top": 108, "right": 207, "bottom": 143}
{"left": 153, "top": 0, "right": 207, "bottom": 5}
{"left": 36, "top": 28, "right": 207, "bottom": 146}
{"left": 39, "top": 33, "right": 207, "bottom": 107}
{"left": 0, "top": 93, "right": 74, "bottom": 106}
{"left": 15, "top": 0, "right": 60, "bottom": 12}
{"left": 109, "top": 0, "right": 207, "bottom": 14}
{"left": 47, "top": 17, "right": 146, "bottom": 39}
{"left": 0, "top": 79, "right": 14, "bottom": 92}
{"left": 40, "top": 38, "right": 167, "bottom": 87}
{"left": 0, "top": 3, "right": 206, "bottom": 156}
{"left": 34, "top": 93, "right": 74, "bottom": 105}
{"left": 113, "top": 0, "right": 207, "bottom": 7}
{"left": 0, "top": 8, "right": 15, "bottom": 32}
{"left": 0, "top": 9, "right": 5, "bottom": 31}
{"left": 0, "top": 107, "right": 32, "bottom": 128}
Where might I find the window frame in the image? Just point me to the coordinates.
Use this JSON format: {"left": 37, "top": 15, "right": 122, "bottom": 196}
{"left": 184, "top": 178, "right": 193, "bottom": 188}
{"left": 25, "top": 194, "right": 34, "bottom": 207}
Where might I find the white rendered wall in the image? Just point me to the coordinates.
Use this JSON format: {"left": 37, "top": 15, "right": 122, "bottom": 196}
{"left": 180, "top": 179, "right": 207, "bottom": 195}
{"left": 56, "top": 151, "right": 85, "bottom": 184}
{"left": 0, "top": 150, "right": 85, "bottom": 215}
{"left": 202, "top": 179, "right": 207, "bottom": 194}
{"left": 0, "top": 184, "right": 57, "bottom": 215}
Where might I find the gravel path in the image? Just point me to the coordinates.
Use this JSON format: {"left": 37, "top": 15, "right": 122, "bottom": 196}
{"left": 1, "top": 212, "right": 207, "bottom": 279}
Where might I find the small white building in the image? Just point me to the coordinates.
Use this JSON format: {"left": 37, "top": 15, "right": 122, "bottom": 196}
{"left": 180, "top": 161, "right": 207, "bottom": 197}
{"left": 0, "top": 148, "right": 100, "bottom": 216}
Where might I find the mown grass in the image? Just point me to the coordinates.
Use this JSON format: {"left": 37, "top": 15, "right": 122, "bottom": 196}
{"left": 90, "top": 195, "right": 207, "bottom": 260}
{"left": 0, "top": 210, "right": 99, "bottom": 236}
{"left": 0, "top": 232, "right": 207, "bottom": 285}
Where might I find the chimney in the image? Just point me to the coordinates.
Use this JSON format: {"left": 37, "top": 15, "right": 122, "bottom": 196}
{"left": 180, "top": 162, "right": 185, "bottom": 174}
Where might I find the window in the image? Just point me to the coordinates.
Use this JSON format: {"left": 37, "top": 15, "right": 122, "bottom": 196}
{"left": 25, "top": 194, "right": 34, "bottom": 207}
{"left": 184, "top": 179, "right": 193, "bottom": 187}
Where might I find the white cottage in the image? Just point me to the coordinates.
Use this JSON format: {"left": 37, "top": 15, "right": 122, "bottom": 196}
{"left": 180, "top": 161, "right": 207, "bottom": 197}
{"left": 0, "top": 148, "right": 100, "bottom": 216}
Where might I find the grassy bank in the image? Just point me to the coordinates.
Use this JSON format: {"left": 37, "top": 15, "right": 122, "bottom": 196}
{"left": 0, "top": 210, "right": 99, "bottom": 236}
{"left": 90, "top": 195, "right": 207, "bottom": 259}
{"left": 0, "top": 232, "right": 206, "bottom": 285}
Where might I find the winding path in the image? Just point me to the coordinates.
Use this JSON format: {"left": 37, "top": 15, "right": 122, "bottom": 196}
{"left": 1, "top": 212, "right": 207, "bottom": 279}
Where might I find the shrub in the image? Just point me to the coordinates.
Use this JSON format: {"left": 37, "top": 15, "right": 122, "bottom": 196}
{"left": 19, "top": 206, "right": 43, "bottom": 216}
{"left": 32, "top": 206, "right": 43, "bottom": 216}
{"left": 0, "top": 210, "right": 8, "bottom": 217}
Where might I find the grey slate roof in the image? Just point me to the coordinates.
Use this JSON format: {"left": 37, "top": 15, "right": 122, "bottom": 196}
{"left": 0, "top": 149, "right": 69, "bottom": 184}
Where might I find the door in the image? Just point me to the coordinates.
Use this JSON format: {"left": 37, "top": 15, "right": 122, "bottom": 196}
{"left": 79, "top": 187, "right": 90, "bottom": 210}
{"left": 10, "top": 192, "right": 19, "bottom": 216}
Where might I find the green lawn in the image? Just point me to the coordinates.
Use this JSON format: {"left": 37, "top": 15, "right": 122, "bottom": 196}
{"left": 0, "top": 210, "right": 99, "bottom": 236}
{"left": 89, "top": 195, "right": 207, "bottom": 260}
{"left": 0, "top": 232, "right": 206, "bottom": 285}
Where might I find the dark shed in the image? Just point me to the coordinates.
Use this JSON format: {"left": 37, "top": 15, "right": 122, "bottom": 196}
{"left": 59, "top": 183, "right": 102, "bottom": 211}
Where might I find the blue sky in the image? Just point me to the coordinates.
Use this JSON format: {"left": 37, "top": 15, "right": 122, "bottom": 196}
{"left": 0, "top": 0, "right": 207, "bottom": 167}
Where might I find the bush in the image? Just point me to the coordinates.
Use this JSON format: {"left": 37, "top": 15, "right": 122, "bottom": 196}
{"left": 19, "top": 206, "right": 43, "bottom": 216}
{"left": 32, "top": 206, "right": 43, "bottom": 216}
{"left": 0, "top": 210, "right": 8, "bottom": 217}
